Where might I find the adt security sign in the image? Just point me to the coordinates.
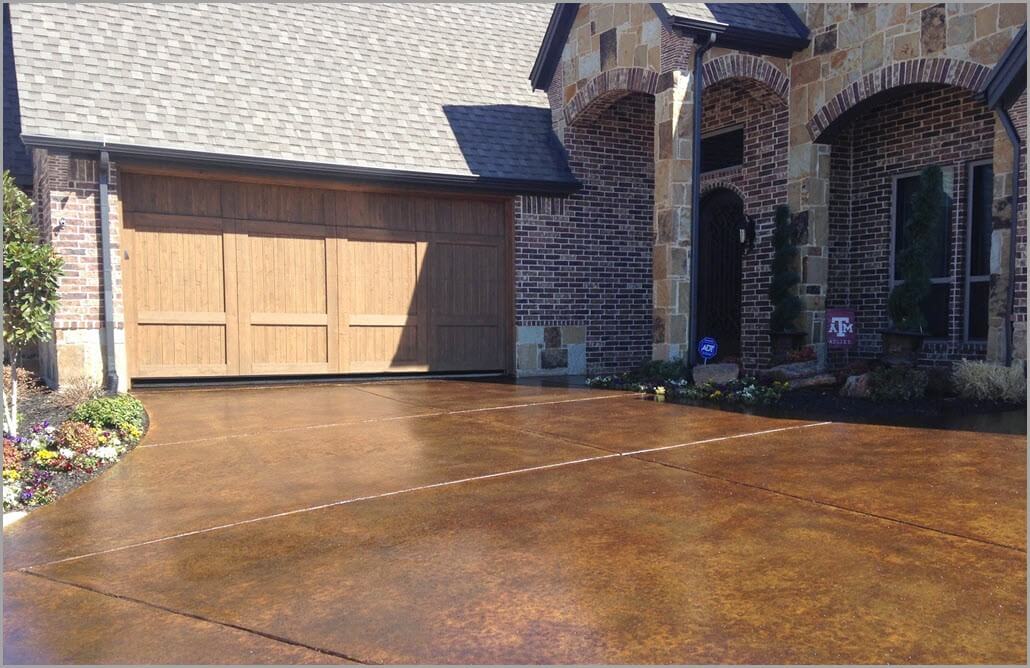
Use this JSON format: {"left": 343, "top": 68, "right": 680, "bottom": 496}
{"left": 698, "top": 337, "right": 718, "bottom": 362}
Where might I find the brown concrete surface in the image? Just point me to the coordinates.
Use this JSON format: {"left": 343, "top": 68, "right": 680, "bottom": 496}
{"left": 3, "top": 379, "right": 1026, "bottom": 663}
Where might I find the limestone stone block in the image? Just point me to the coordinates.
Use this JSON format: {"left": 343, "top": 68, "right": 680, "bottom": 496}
{"left": 862, "top": 33, "right": 885, "bottom": 72}
{"left": 761, "top": 360, "right": 821, "bottom": 382}
{"left": 561, "top": 326, "right": 586, "bottom": 345}
{"left": 517, "top": 326, "right": 544, "bottom": 345}
{"left": 789, "top": 373, "right": 838, "bottom": 390}
{"left": 920, "top": 5, "right": 947, "bottom": 54}
{"left": 544, "top": 326, "right": 562, "bottom": 349}
{"left": 517, "top": 343, "right": 540, "bottom": 372}
{"left": 840, "top": 373, "right": 872, "bottom": 398}
{"left": 998, "top": 3, "right": 1027, "bottom": 28}
{"left": 974, "top": 4, "right": 998, "bottom": 38}
{"left": 567, "top": 343, "right": 587, "bottom": 375}
{"left": 969, "top": 31, "right": 1013, "bottom": 64}
{"left": 893, "top": 31, "right": 920, "bottom": 60}
{"left": 540, "top": 348, "right": 568, "bottom": 370}
{"left": 947, "top": 14, "right": 975, "bottom": 46}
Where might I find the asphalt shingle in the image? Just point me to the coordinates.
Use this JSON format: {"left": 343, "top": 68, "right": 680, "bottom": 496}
{"left": 7, "top": 3, "right": 574, "bottom": 185}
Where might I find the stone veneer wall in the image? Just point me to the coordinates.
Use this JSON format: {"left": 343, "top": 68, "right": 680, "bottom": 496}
{"left": 787, "top": 2, "right": 1026, "bottom": 357}
{"left": 515, "top": 93, "right": 654, "bottom": 375}
{"left": 827, "top": 85, "right": 995, "bottom": 365}
{"left": 699, "top": 79, "right": 790, "bottom": 371}
{"left": 32, "top": 149, "right": 128, "bottom": 390}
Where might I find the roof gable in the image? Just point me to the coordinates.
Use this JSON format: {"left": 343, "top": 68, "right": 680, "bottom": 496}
{"left": 530, "top": 2, "right": 809, "bottom": 91}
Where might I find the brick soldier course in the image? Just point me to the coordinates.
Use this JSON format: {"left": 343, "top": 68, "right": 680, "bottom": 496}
{"left": 4, "top": 3, "right": 1027, "bottom": 386}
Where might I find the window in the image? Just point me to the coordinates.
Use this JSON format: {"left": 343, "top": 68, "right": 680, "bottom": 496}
{"left": 891, "top": 169, "right": 954, "bottom": 338}
{"left": 700, "top": 126, "right": 743, "bottom": 173}
{"left": 966, "top": 162, "right": 993, "bottom": 341}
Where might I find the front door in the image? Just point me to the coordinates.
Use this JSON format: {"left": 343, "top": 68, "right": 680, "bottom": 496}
{"left": 696, "top": 188, "right": 745, "bottom": 360}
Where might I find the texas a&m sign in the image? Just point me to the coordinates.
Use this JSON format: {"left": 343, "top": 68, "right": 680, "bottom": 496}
{"left": 825, "top": 308, "right": 856, "bottom": 347}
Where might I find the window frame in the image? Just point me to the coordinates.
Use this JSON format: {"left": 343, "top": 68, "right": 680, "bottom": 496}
{"left": 699, "top": 124, "right": 745, "bottom": 174}
{"left": 964, "top": 159, "right": 994, "bottom": 343}
{"left": 888, "top": 166, "right": 955, "bottom": 340}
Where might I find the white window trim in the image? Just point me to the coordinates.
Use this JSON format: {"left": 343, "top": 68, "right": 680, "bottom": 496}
{"left": 889, "top": 166, "right": 955, "bottom": 340}
{"left": 964, "top": 159, "right": 994, "bottom": 343}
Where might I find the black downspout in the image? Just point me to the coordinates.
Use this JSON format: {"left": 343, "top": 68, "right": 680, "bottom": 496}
{"left": 997, "top": 108, "right": 1021, "bottom": 367}
{"left": 98, "top": 150, "right": 119, "bottom": 392}
{"left": 687, "top": 32, "right": 717, "bottom": 365}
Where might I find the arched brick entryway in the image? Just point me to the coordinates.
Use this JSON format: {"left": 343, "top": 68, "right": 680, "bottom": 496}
{"left": 562, "top": 67, "right": 659, "bottom": 127}
{"left": 807, "top": 58, "right": 993, "bottom": 141}
{"left": 701, "top": 54, "right": 789, "bottom": 103}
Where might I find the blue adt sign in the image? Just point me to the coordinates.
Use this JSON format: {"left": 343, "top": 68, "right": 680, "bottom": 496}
{"left": 698, "top": 337, "right": 718, "bottom": 361}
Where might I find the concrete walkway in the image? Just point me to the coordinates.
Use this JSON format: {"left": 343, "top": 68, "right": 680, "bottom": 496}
{"left": 3, "top": 379, "right": 1025, "bottom": 663}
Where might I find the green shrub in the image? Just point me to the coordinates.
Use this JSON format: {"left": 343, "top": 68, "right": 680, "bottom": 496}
{"left": 768, "top": 205, "right": 802, "bottom": 333}
{"left": 71, "top": 394, "right": 145, "bottom": 439}
{"left": 55, "top": 420, "right": 100, "bottom": 453}
{"left": 952, "top": 360, "right": 1027, "bottom": 403}
{"left": 868, "top": 366, "right": 928, "bottom": 402}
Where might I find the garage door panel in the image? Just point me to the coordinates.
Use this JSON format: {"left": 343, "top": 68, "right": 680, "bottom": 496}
{"left": 237, "top": 226, "right": 335, "bottom": 375}
{"left": 340, "top": 239, "right": 426, "bottom": 372}
{"left": 135, "top": 325, "right": 228, "bottom": 374}
{"left": 125, "top": 174, "right": 509, "bottom": 380}
{"left": 129, "top": 222, "right": 233, "bottom": 377}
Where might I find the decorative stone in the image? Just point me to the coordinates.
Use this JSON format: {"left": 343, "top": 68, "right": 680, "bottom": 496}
{"left": 861, "top": 33, "right": 884, "bottom": 73}
{"left": 892, "top": 31, "right": 920, "bottom": 60}
{"left": 788, "top": 373, "right": 838, "bottom": 390}
{"left": 599, "top": 28, "right": 617, "bottom": 71}
{"left": 544, "top": 326, "right": 562, "bottom": 349}
{"left": 517, "top": 344, "right": 539, "bottom": 371}
{"left": 692, "top": 362, "right": 740, "bottom": 386}
{"left": 760, "top": 360, "right": 821, "bottom": 382}
{"left": 947, "top": 14, "right": 974, "bottom": 47}
{"left": 840, "top": 373, "right": 872, "bottom": 398}
{"left": 920, "top": 5, "right": 946, "bottom": 54}
{"left": 540, "top": 348, "right": 568, "bottom": 370}
{"left": 814, "top": 27, "right": 837, "bottom": 55}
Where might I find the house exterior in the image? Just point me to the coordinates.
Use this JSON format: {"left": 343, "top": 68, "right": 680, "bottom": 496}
{"left": 3, "top": 3, "right": 1026, "bottom": 390}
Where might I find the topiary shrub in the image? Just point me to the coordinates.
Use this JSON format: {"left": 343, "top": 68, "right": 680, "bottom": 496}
{"left": 768, "top": 205, "right": 802, "bottom": 333}
{"left": 868, "top": 366, "right": 928, "bottom": 402}
{"left": 55, "top": 420, "right": 100, "bottom": 454}
{"left": 888, "top": 166, "right": 945, "bottom": 333}
{"left": 71, "top": 394, "right": 146, "bottom": 440}
{"left": 952, "top": 360, "right": 1027, "bottom": 403}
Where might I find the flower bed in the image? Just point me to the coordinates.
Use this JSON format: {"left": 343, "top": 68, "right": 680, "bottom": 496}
{"left": 3, "top": 393, "right": 147, "bottom": 511}
{"left": 587, "top": 363, "right": 788, "bottom": 407}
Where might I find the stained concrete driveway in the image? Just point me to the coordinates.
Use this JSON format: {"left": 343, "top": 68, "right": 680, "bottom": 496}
{"left": 3, "top": 378, "right": 1025, "bottom": 664}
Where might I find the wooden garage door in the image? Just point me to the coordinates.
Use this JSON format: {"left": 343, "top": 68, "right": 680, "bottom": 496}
{"left": 121, "top": 173, "right": 510, "bottom": 378}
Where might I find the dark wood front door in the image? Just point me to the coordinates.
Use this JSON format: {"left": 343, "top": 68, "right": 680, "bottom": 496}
{"left": 696, "top": 188, "right": 744, "bottom": 360}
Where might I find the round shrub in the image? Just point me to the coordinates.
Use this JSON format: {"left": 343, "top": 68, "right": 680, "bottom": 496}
{"left": 868, "top": 366, "right": 928, "bottom": 402}
{"left": 70, "top": 394, "right": 145, "bottom": 439}
{"left": 55, "top": 420, "right": 100, "bottom": 454}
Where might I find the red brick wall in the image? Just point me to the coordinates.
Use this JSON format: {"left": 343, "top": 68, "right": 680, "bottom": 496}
{"left": 828, "top": 85, "right": 995, "bottom": 365}
{"left": 700, "top": 80, "right": 789, "bottom": 371}
{"left": 515, "top": 92, "right": 654, "bottom": 373}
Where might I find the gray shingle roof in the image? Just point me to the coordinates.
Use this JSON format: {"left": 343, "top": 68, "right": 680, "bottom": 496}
{"left": 8, "top": 3, "right": 575, "bottom": 187}
{"left": 662, "top": 3, "right": 807, "bottom": 39}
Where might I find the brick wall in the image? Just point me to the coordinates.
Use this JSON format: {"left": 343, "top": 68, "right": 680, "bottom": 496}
{"left": 515, "top": 92, "right": 654, "bottom": 373}
{"left": 32, "top": 149, "right": 127, "bottom": 388}
{"left": 700, "top": 79, "right": 789, "bottom": 371}
{"left": 1009, "top": 90, "right": 1027, "bottom": 360}
{"left": 828, "top": 85, "right": 995, "bottom": 365}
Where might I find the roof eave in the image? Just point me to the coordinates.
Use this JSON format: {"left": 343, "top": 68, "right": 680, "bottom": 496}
{"left": 668, "top": 17, "right": 809, "bottom": 57}
{"left": 529, "top": 3, "right": 579, "bottom": 91}
{"left": 982, "top": 23, "right": 1027, "bottom": 110}
{"left": 21, "top": 134, "right": 582, "bottom": 196}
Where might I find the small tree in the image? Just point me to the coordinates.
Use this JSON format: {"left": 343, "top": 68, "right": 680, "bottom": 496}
{"left": 3, "top": 171, "right": 62, "bottom": 436}
{"left": 768, "top": 204, "right": 802, "bottom": 332}
{"left": 888, "top": 165, "right": 944, "bottom": 333}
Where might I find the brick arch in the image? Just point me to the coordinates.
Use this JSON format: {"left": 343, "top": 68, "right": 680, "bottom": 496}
{"left": 700, "top": 180, "right": 747, "bottom": 203}
{"left": 807, "top": 57, "right": 993, "bottom": 141}
{"left": 701, "top": 54, "right": 789, "bottom": 103}
{"left": 563, "top": 67, "right": 659, "bottom": 127}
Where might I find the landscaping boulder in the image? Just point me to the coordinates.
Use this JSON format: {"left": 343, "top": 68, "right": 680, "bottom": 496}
{"left": 760, "top": 360, "right": 821, "bottom": 382}
{"left": 840, "top": 373, "right": 872, "bottom": 398}
{"left": 692, "top": 362, "right": 739, "bottom": 385}
{"left": 788, "top": 373, "right": 837, "bottom": 390}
